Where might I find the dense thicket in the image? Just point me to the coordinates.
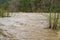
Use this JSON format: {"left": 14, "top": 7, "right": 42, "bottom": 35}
{"left": 18, "top": 0, "right": 60, "bottom": 13}
{"left": 0, "top": 0, "right": 10, "bottom": 10}
{"left": 0, "top": 0, "right": 60, "bottom": 12}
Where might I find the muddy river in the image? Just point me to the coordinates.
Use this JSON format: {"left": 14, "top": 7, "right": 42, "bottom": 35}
{"left": 0, "top": 13, "right": 60, "bottom": 40}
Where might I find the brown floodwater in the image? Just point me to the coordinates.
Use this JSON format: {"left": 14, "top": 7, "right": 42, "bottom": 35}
{"left": 0, "top": 13, "right": 60, "bottom": 40}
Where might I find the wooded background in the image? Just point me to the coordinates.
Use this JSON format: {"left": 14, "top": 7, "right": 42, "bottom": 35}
{"left": 0, "top": 0, "right": 60, "bottom": 12}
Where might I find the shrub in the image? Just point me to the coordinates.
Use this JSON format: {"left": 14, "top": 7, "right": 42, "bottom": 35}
{"left": 0, "top": 9, "right": 6, "bottom": 17}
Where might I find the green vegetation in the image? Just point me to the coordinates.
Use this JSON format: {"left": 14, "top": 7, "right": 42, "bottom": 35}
{"left": 0, "top": 0, "right": 60, "bottom": 12}
{"left": 0, "top": 9, "right": 10, "bottom": 17}
{"left": 0, "top": 0, "right": 10, "bottom": 17}
{"left": 49, "top": 13, "right": 60, "bottom": 30}
{"left": 0, "top": 0, "right": 9, "bottom": 10}
{"left": 18, "top": 0, "right": 60, "bottom": 12}
{"left": 48, "top": 0, "right": 60, "bottom": 29}
{"left": 52, "top": 13, "right": 59, "bottom": 29}
{"left": 0, "top": 9, "right": 5, "bottom": 17}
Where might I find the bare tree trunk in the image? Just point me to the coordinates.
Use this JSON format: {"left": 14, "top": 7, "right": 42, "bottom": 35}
{"left": 49, "top": 5, "right": 51, "bottom": 29}
{"left": 49, "top": 0, "right": 53, "bottom": 29}
{"left": 30, "top": 0, "right": 36, "bottom": 12}
{"left": 52, "top": 13, "right": 59, "bottom": 29}
{"left": 7, "top": 13, "right": 9, "bottom": 17}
